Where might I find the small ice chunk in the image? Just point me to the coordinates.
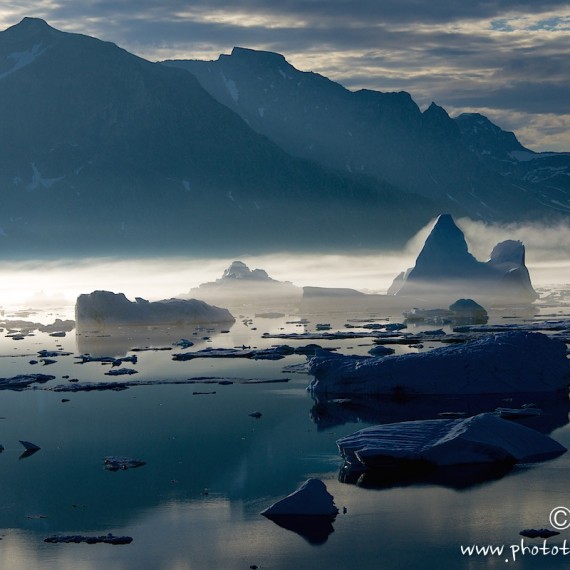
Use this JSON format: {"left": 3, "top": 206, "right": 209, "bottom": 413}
{"left": 104, "top": 456, "right": 146, "bottom": 471}
{"left": 19, "top": 440, "right": 41, "bottom": 451}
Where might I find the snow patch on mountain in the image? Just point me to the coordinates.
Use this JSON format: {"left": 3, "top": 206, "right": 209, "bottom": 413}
{"left": 26, "top": 164, "right": 65, "bottom": 191}
{"left": 220, "top": 71, "right": 239, "bottom": 102}
{"left": 0, "top": 43, "right": 46, "bottom": 80}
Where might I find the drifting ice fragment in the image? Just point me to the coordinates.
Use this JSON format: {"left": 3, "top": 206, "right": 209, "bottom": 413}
{"left": 19, "top": 440, "right": 41, "bottom": 451}
{"left": 104, "top": 456, "right": 146, "bottom": 471}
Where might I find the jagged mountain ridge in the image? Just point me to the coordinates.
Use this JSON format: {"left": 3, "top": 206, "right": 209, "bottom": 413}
{"left": 0, "top": 18, "right": 436, "bottom": 255}
{"left": 455, "top": 113, "right": 570, "bottom": 213}
{"left": 164, "top": 47, "right": 570, "bottom": 221}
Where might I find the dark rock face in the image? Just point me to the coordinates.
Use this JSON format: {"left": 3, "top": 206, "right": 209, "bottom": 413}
{"left": 75, "top": 290, "right": 235, "bottom": 325}
{"left": 0, "top": 19, "right": 435, "bottom": 256}
{"left": 389, "top": 214, "right": 538, "bottom": 303}
{"left": 165, "top": 48, "right": 570, "bottom": 222}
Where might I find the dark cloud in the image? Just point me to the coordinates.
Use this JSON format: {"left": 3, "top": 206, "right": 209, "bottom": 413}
{"left": 37, "top": 0, "right": 570, "bottom": 26}
{"left": 2, "top": 0, "right": 569, "bottom": 149}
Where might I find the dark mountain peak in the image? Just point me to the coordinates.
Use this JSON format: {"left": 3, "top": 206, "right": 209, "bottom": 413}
{"left": 455, "top": 112, "right": 528, "bottom": 155}
{"left": 16, "top": 16, "right": 49, "bottom": 30}
{"left": 354, "top": 88, "right": 419, "bottom": 111}
{"left": 4, "top": 17, "right": 60, "bottom": 39}
{"left": 0, "top": 17, "right": 64, "bottom": 78}
{"left": 423, "top": 101, "right": 447, "bottom": 116}
{"left": 421, "top": 102, "right": 460, "bottom": 140}
{"left": 18, "top": 16, "right": 49, "bottom": 25}
{"left": 228, "top": 46, "right": 287, "bottom": 65}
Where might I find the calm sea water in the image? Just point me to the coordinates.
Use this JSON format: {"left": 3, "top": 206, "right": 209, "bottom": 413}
{"left": 0, "top": 294, "right": 569, "bottom": 569}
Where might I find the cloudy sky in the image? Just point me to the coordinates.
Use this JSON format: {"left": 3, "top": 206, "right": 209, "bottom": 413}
{"left": 1, "top": 1, "right": 569, "bottom": 151}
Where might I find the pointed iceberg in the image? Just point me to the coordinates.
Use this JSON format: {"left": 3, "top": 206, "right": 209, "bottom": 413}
{"left": 389, "top": 214, "right": 537, "bottom": 303}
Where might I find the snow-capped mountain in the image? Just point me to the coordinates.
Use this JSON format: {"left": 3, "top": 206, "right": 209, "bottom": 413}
{"left": 165, "top": 47, "right": 570, "bottom": 221}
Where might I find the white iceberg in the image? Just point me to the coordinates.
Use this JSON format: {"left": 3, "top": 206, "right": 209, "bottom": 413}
{"left": 308, "top": 331, "right": 569, "bottom": 396}
{"left": 190, "top": 260, "right": 301, "bottom": 301}
{"left": 261, "top": 478, "right": 338, "bottom": 516}
{"left": 76, "top": 291, "right": 234, "bottom": 326}
{"left": 337, "top": 413, "right": 567, "bottom": 469}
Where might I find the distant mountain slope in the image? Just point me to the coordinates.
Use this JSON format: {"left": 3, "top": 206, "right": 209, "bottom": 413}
{"left": 455, "top": 113, "right": 570, "bottom": 215}
{"left": 0, "top": 18, "right": 436, "bottom": 256}
{"left": 164, "top": 47, "right": 570, "bottom": 221}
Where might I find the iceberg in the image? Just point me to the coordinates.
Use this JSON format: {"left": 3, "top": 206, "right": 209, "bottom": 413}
{"left": 302, "top": 286, "right": 366, "bottom": 299}
{"left": 307, "top": 331, "right": 569, "bottom": 396}
{"left": 190, "top": 260, "right": 301, "bottom": 301}
{"left": 403, "top": 299, "right": 488, "bottom": 325}
{"left": 336, "top": 413, "right": 567, "bottom": 469}
{"left": 261, "top": 479, "right": 338, "bottom": 516}
{"left": 76, "top": 291, "right": 234, "bottom": 326}
{"left": 388, "top": 214, "right": 538, "bottom": 303}
{"left": 260, "top": 479, "right": 339, "bottom": 545}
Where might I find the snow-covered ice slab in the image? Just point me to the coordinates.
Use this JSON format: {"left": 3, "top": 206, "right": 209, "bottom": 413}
{"left": 308, "top": 331, "right": 569, "bottom": 396}
{"left": 76, "top": 290, "right": 234, "bottom": 326}
{"left": 337, "top": 413, "right": 566, "bottom": 469}
{"left": 261, "top": 479, "right": 338, "bottom": 516}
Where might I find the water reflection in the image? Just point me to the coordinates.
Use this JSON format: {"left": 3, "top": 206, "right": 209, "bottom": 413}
{"left": 338, "top": 460, "right": 518, "bottom": 491}
{"left": 262, "top": 514, "right": 336, "bottom": 545}
{"left": 76, "top": 322, "right": 234, "bottom": 357}
{"left": 19, "top": 449, "right": 40, "bottom": 460}
{"left": 310, "top": 393, "right": 570, "bottom": 435}
{"left": 0, "top": 293, "right": 568, "bottom": 569}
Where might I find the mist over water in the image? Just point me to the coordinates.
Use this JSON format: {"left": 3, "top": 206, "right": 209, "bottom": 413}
{"left": 0, "top": 218, "right": 568, "bottom": 307}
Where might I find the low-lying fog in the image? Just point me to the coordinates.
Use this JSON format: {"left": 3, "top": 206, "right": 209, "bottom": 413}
{"left": 1, "top": 218, "right": 568, "bottom": 307}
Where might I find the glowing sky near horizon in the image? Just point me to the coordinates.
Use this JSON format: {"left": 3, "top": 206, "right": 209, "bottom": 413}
{"left": 0, "top": 218, "right": 567, "bottom": 307}
{"left": 0, "top": 1, "right": 568, "bottom": 151}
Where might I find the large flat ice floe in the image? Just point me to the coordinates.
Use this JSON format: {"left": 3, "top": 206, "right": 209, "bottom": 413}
{"left": 76, "top": 291, "right": 234, "bottom": 326}
{"left": 308, "top": 331, "right": 569, "bottom": 396}
{"left": 337, "top": 413, "right": 567, "bottom": 469}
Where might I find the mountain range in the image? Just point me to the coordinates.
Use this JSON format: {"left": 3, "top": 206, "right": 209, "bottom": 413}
{"left": 0, "top": 18, "right": 568, "bottom": 256}
{"left": 165, "top": 47, "right": 570, "bottom": 221}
